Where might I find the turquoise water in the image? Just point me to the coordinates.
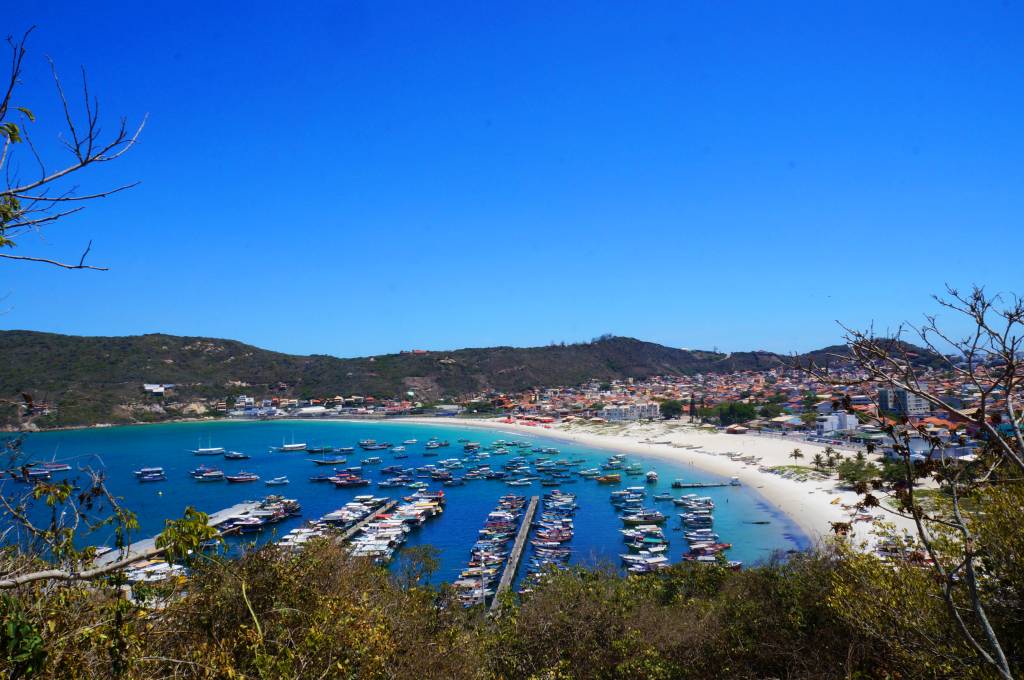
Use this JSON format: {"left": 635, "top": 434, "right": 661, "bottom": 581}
{"left": 10, "top": 420, "right": 807, "bottom": 583}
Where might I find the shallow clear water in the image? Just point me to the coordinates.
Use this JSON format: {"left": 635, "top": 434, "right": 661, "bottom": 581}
{"left": 11, "top": 420, "right": 808, "bottom": 583}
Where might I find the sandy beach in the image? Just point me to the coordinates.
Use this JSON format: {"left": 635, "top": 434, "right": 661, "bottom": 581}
{"left": 393, "top": 416, "right": 917, "bottom": 550}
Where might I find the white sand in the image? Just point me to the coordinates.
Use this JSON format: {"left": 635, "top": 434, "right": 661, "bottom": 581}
{"left": 390, "top": 417, "right": 916, "bottom": 550}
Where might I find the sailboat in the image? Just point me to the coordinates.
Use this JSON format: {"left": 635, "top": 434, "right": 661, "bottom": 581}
{"left": 191, "top": 436, "right": 225, "bottom": 455}
{"left": 271, "top": 434, "right": 306, "bottom": 452}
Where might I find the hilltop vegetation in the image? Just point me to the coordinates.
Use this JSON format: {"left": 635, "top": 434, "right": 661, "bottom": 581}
{"left": 0, "top": 331, "right": 773, "bottom": 428}
{"left": 0, "top": 330, "right": 939, "bottom": 429}
{"left": 2, "top": 536, "right": 1020, "bottom": 679}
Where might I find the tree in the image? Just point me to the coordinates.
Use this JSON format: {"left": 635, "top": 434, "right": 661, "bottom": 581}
{"left": 812, "top": 453, "right": 825, "bottom": 471}
{"left": 789, "top": 448, "right": 803, "bottom": 463}
{"left": 803, "top": 285, "right": 1024, "bottom": 680}
{"left": 658, "top": 399, "right": 683, "bottom": 420}
{"left": 759, "top": 402, "right": 784, "bottom": 419}
{"left": 703, "top": 401, "right": 757, "bottom": 426}
{"left": 0, "top": 29, "right": 144, "bottom": 271}
{"left": 836, "top": 459, "right": 880, "bottom": 487}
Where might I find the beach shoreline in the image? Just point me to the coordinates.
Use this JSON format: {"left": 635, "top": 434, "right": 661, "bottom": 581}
{"left": 20, "top": 414, "right": 914, "bottom": 550}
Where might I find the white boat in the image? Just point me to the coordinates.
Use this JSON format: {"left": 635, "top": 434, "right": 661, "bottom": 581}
{"left": 265, "top": 476, "right": 290, "bottom": 486}
{"left": 272, "top": 435, "right": 306, "bottom": 452}
{"left": 403, "top": 439, "right": 418, "bottom": 445}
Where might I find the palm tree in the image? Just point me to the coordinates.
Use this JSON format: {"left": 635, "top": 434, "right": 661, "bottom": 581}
{"left": 790, "top": 448, "right": 804, "bottom": 464}
{"left": 812, "top": 453, "right": 825, "bottom": 470}
{"left": 823, "top": 446, "right": 836, "bottom": 458}
{"left": 854, "top": 450, "right": 866, "bottom": 463}
{"left": 866, "top": 441, "right": 876, "bottom": 456}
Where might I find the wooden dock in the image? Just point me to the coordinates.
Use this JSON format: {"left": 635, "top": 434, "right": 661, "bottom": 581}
{"left": 490, "top": 495, "right": 538, "bottom": 610}
{"left": 339, "top": 500, "right": 398, "bottom": 542}
{"left": 671, "top": 481, "right": 739, "bottom": 489}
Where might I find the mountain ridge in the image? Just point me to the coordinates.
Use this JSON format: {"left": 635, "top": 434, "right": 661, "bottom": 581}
{"left": 0, "top": 330, "right": 927, "bottom": 428}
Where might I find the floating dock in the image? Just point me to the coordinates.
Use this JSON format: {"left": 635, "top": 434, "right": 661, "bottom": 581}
{"left": 672, "top": 481, "right": 739, "bottom": 489}
{"left": 339, "top": 499, "right": 398, "bottom": 543}
{"left": 490, "top": 495, "right": 538, "bottom": 610}
{"left": 94, "top": 501, "right": 262, "bottom": 567}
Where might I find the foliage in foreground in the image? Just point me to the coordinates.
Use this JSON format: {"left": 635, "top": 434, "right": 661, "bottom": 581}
{"left": 1, "top": 533, "right": 1020, "bottom": 680}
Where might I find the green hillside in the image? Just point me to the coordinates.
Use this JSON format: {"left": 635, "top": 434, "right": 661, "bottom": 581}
{"left": 0, "top": 330, "right": 934, "bottom": 428}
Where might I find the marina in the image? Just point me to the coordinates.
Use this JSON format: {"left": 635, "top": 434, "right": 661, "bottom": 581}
{"left": 19, "top": 420, "right": 807, "bottom": 585}
{"left": 490, "top": 495, "right": 538, "bottom": 610}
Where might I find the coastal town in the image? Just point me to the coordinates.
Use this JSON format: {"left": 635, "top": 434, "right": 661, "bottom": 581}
{"left": 115, "top": 348, "right": 1008, "bottom": 469}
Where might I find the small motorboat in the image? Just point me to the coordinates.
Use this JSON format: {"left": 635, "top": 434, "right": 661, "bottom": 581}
{"left": 226, "top": 471, "right": 259, "bottom": 483}
{"left": 265, "top": 476, "right": 290, "bottom": 486}
{"left": 224, "top": 451, "right": 250, "bottom": 460}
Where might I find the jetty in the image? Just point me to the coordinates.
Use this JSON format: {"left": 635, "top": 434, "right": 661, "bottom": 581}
{"left": 339, "top": 499, "right": 398, "bottom": 542}
{"left": 672, "top": 481, "right": 739, "bottom": 489}
{"left": 94, "top": 500, "right": 262, "bottom": 567}
{"left": 490, "top": 495, "right": 538, "bottom": 610}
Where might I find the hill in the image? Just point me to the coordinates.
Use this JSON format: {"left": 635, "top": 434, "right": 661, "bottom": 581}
{"left": 0, "top": 330, "right": 935, "bottom": 428}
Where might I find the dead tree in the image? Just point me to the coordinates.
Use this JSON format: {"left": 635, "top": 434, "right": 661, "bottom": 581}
{"left": 803, "top": 285, "right": 1022, "bottom": 680}
{"left": 0, "top": 27, "right": 145, "bottom": 271}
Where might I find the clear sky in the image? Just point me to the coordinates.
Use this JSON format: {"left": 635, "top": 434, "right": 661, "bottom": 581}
{"left": 3, "top": 2, "right": 1022, "bottom": 357}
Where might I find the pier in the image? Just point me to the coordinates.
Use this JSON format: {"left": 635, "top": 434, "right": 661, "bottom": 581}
{"left": 671, "top": 481, "right": 739, "bottom": 489}
{"left": 94, "top": 500, "right": 261, "bottom": 567}
{"left": 339, "top": 499, "right": 398, "bottom": 543}
{"left": 490, "top": 495, "right": 538, "bottom": 610}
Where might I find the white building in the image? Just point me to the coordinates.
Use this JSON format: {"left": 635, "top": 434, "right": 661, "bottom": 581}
{"left": 601, "top": 402, "right": 660, "bottom": 421}
{"left": 815, "top": 410, "right": 860, "bottom": 436}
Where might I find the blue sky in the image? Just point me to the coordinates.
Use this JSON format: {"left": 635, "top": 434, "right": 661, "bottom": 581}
{"left": 2, "top": 2, "right": 1022, "bottom": 357}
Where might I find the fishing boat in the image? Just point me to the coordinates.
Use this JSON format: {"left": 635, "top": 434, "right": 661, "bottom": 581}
{"left": 306, "top": 445, "right": 335, "bottom": 454}
{"left": 226, "top": 471, "right": 259, "bottom": 483}
{"left": 680, "top": 512, "right": 714, "bottom": 527}
{"left": 652, "top": 492, "right": 674, "bottom": 502}
{"left": 195, "top": 470, "right": 225, "bottom": 482}
{"left": 310, "top": 457, "right": 348, "bottom": 465}
{"left": 138, "top": 469, "right": 166, "bottom": 482}
{"left": 265, "top": 476, "right": 290, "bottom": 486}
{"left": 331, "top": 473, "right": 371, "bottom": 488}
{"left": 622, "top": 510, "right": 666, "bottom": 525}
{"left": 134, "top": 466, "right": 165, "bottom": 478}
{"left": 32, "top": 462, "right": 72, "bottom": 472}
{"left": 361, "top": 456, "right": 383, "bottom": 465}
{"left": 224, "top": 451, "right": 250, "bottom": 460}
{"left": 596, "top": 474, "right": 621, "bottom": 484}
